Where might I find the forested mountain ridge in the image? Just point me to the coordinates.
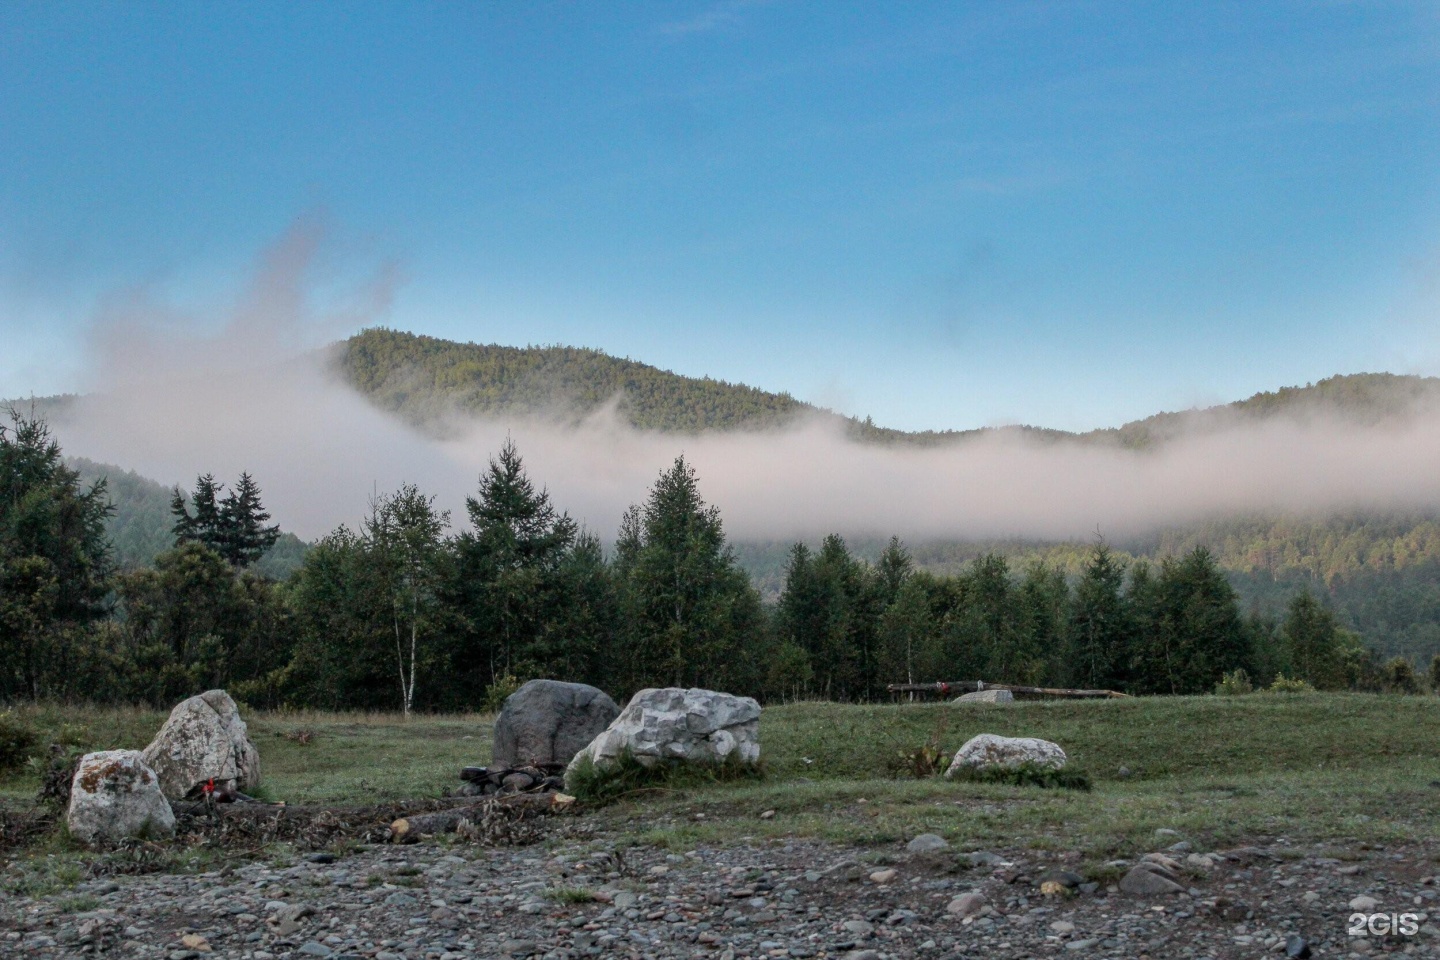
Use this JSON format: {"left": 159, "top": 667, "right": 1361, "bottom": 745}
{"left": 1093, "top": 372, "right": 1440, "bottom": 450}
{"left": 333, "top": 327, "right": 814, "bottom": 434}
{"left": 333, "top": 328, "right": 1440, "bottom": 448}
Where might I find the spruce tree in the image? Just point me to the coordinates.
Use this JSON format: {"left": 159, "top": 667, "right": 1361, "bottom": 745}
{"left": 173, "top": 473, "right": 279, "bottom": 568}
{"left": 1068, "top": 541, "right": 1128, "bottom": 690}
{"left": 172, "top": 474, "right": 223, "bottom": 549}
{"left": 219, "top": 472, "right": 280, "bottom": 567}
{"left": 618, "top": 455, "right": 763, "bottom": 693}
{"left": 451, "top": 439, "right": 578, "bottom": 687}
{"left": 1281, "top": 591, "right": 1343, "bottom": 689}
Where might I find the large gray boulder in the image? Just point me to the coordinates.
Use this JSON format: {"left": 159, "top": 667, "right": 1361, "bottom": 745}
{"left": 142, "top": 689, "right": 260, "bottom": 800}
{"left": 67, "top": 750, "right": 175, "bottom": 845}
{"left": 565, "top": 687, "right": 760, "bottom": 787}
{"left": 492, "top": 679, "right": 620, "bottom": 767}
{"left": 943, "top": 733, "right": 1067, "bottom": 778}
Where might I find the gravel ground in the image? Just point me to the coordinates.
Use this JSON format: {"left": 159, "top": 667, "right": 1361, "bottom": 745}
{"left": 3, "top": 828, "right": 1439, "bottom": 959}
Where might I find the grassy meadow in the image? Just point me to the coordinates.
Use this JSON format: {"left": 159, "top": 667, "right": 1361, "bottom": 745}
{"left": 4, "top": 694, "right": 1439, "bottom": 861}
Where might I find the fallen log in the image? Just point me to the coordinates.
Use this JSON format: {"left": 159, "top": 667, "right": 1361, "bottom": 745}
{"left": 388, "top": 791, "right": 574, "bottom": 843}
{"left": 886, "top": 681, "right": 1129, "bottom": 699}
{"left": 169, "top": 796, "right": 480, "bottom": 820}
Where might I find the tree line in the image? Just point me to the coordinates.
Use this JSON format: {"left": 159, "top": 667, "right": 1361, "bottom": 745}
{"left": 2, "top": 409, "right": 1435, "bottom": 710}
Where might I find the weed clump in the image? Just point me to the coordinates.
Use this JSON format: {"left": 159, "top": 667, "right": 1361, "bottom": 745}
{"left": 566, "top": 749, "right": 763, "bottom": 805}
{"left": 1266, "top": 675, "right": 1315, "bottom": 694}
{"left": 1214, "top": 669, "right": 1254, "bottom": 696}
{"left": 0, "top": 711, "right": 40, "bottom": 774}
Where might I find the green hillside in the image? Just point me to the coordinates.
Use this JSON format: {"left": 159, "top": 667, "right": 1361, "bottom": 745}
{"left": 333, "top": 327, "right": 813, "bottom": 433}
{"left": 1093, "top": 372, "right": 1440, "bottom": 449}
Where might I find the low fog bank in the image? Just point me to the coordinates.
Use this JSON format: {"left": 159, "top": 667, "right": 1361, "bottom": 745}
{"left": 34, "top": 223, "right": 1440, "bottom": 546}
{"left": 50, "top": 340, "right": 1440, "bottom": 549}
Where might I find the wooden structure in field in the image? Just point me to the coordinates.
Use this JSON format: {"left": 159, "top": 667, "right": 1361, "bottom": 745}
{"left": 886, "top": 680, "right": 1128, "bottom": 700}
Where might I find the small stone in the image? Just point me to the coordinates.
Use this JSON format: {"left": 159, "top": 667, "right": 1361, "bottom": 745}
{"left": 967, "top": 851, "right": 1006, "bottom": 867}
{"left": 760, "top": 809, "right": 776, "bottom": 819}
{"left": 1350, "top": 895, "right": 1378, "bottom": 912}
{"left": 947, "top": 892, "right": 986, "bottom": 918}
{"left": 1119, "top": 864, "right": 1183, "bottom": 896}
{"left": 1285, "top": 934, "right": 1313, "bottom": 958}
{"left": 612, "top": 891, "right": 638, "bottom": 910}
{"left": 1050, "top": 920, "right": 1076, "bottom": 934}
{"left": 499, "top": 940, "right": 538, "bottom": 957}
{"left": 1155, "top": 828, "right": 1180, "bottom": 837}
{"left": 1167, "top": 841, "right": 1193, "bottom": 853}
{"left": 297, "top": 944, "right": 333, "bottom": 958}
{"left": 1065, "top": 939, "right": 1099, "bottom": 951}
{"left": 869, "top": 869, "right": 898, "bottom": 884}
{"left": 906, "top": 834, "right": 949, "bottom": 854}
{"left": 306, "top": 853, "right": 337, "bottom": 864}
{"left": 1037, "top": 869, "right": 1085, "bottom": 890}
{"left": 180, "top": 935, "right": 211, "bottom": 952}
{"left": 842, "top": 919, "right": 875, "bottom": 937}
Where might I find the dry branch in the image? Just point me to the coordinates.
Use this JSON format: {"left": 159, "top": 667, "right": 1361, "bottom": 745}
{"left": 388, "top": 791, "right": 572, "bottom": 843}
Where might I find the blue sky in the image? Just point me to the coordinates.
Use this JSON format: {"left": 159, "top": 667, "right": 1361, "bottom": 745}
{"left": 2, "top": 1, "right": 1438, "bottom": 432}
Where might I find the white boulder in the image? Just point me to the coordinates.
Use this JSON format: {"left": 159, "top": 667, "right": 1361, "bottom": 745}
{"left": 142, "top": 689, "right": 261, "bottom": 799}
{"left": 565, "top": 687, "right": 760, "bottom": 786}
{"left": 67, "top": 750, "right": 175, "bottom": 845}
{"left": 944, "top": 733, "right": 1067, "bottom": 778}
{"left": 952, "top": 689, "right": 1014, "bottom": 704}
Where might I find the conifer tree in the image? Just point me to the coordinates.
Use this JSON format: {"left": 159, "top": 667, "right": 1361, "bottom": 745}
{"left": 1281, "top": 591, "right": 1344, "bottom": 689}
{"left": 617, "top": 455, "right": 763, "bottom": 692}
{"left": 1068, "top": 541, "right": 1128, "bottom": 690}
{"left": 172, "top": 472, "right": 278, "bottom": 568}
{"left": 219, "top": 472, "right": 280, "bottom": 567}
{"left": 451, "top": 439, "right": 578, "bottom": 686}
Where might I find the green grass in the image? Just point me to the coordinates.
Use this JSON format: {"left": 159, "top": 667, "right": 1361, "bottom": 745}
{"left": 566, "top": 748, "right": 764, "bottom": 804}
{"left": 0, "top": 705, "right": 496, "bottom": 804}
{"left": 3, "top": 694, "right": 1438, "bottom": 861}
{"left": 544, "top": 886, "right": 598, "bottom": 904}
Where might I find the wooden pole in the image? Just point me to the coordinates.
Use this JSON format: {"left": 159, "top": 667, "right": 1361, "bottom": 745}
{"left": 885, "top": 681, "right": 1128, "bottom": 699}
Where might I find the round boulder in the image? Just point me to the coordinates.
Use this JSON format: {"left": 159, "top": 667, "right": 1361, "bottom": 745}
{"left": 943, "top": 733, "right": 1067, "bottom": 778}
{"left": 492, "top": 679, "right": 620, "bottom": 767}
{"left": 142, "top": 689, "right": 260, "bottom": 800}
{"left": 67, "top": 750, "right": 175, "bottom": 845}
